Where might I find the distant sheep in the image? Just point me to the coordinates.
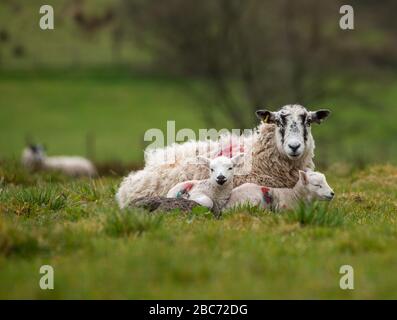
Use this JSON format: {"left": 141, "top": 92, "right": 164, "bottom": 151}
{"left": 225, "top": 170, "right": 334, "bottom": 212}
{"left": 166, "top": 154, "right": 243, "bottom": 215}
{"left": 116, "top": 104, "right": 331, "bottom": 209}
{"left": 21, "top": 145, "right": 97, "bottom": 177}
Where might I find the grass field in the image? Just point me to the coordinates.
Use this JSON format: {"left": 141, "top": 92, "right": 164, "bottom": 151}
{"left": 0, "top": 70, "right": 397, "bottom": 298}
{"left": 1, "top": 162, "right": 397, "bottom": 299}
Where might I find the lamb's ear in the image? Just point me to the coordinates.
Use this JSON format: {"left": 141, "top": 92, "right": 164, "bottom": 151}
{"left": 299, "top": 170, "right": 309, "bottom": 185}
{"left": 197, "top": 156, "right": 211, "bottom": 166}
{"left": 309, "top": 109, "right": 331, "bottom": 124}
{"left": 255, "top": 109, "right": 277, "bottom": 124}
{"left": 231, "top": 153, "right": 244, "bottom": 166}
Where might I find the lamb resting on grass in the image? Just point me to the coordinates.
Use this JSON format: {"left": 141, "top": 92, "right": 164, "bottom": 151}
{"left": 21, "top": 144, "right": 97, "bottom": 177}
{"left": 225, "top": 170, "right": 334, "bottom": 212}
{"left": 116, "top": 104, "right": 331, "bottom": 209}
{"left": 167, "top": 154, "right": 243, "bottom": 216}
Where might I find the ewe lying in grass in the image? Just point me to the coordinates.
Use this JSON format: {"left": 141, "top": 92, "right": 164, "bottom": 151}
{"left": 21, "top": 145, "right": 97, "bottom": 177}
{"left": 225, "top": 170, "right": 334, "bottom": 212}
{"left": 116, "top": 105, "right": 331, "bottom": 208}
{"left": 167, "top": 154, "right": 243, "bottom": 216}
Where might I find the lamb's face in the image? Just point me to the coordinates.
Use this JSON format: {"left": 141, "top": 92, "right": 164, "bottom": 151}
{"left": 300, "top": 170, "right": 335, "bottom": 201}
{"left": 198, "top": 154, "right": 244, "bottom": 186}
{"left": 256, "top": 105, "right": 330, "bottom": 160}
{"left": 209, "top": 157, "right": 234, "bottom": 185}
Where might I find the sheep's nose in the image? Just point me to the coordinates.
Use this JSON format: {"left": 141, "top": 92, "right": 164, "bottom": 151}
{"left": 331, "top": 192, "right": 335, "bottom": 197}
{"left": 288, "top": 143, "right": 301, "bottom": 153}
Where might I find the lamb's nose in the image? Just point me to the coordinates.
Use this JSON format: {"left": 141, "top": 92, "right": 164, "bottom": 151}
{"left": 216, "top": 175, "right": 226, "bottom": 185}
{"left": 331, "top": 192, "right": 335, "bottom": 197}
{"left": 288, "top": 143, "right": 301, "bottom": 152}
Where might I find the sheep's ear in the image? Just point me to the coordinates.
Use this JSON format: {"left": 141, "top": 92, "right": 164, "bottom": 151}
{"left": 197, "top": 156, "right": 211, "bottom": 165}
{"left": 231, "top": 153, "right": 244, "bottom": 166}
{"left": 255, "top": 109, "right": 277, "bottom": 124}
{"left": 299, "top": 170, "right": 309, "bottom": 185}
{"left": 309, "top": 109, "right": 331, "bottom": 124}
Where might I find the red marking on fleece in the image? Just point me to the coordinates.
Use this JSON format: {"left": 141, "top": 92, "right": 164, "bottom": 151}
{"left": 184, "top": 182, "right": 194, "bottom": 192}
{"left": 217, "top": 144, "right": 244, "bottom": 158}
{"left": 261, "top": 187, "right": 272, "bottom": 204}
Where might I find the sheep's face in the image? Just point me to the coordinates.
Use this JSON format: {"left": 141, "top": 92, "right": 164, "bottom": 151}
{"left": 22, "top": 145, "right": 46, "bottom": 169}
{"left": 299, "top": 170, "right": 335, "bottom": 201}
{"left": 256, "top": 105, "right": 330, "bottom": 160}
{"left": 198, "top": 154, "right": 244, "bottom": 186}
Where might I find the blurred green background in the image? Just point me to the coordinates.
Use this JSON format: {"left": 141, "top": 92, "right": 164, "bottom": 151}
{"left": 1, "top": 0, "right": 396, "bottom": 168}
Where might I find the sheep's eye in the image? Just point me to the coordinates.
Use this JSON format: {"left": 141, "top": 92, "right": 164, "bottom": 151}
{"left": 210, "top": 169, "right": 214, "bottom": 172}
{"left": 228, "top": 167, "right": 232, "bottom": 170}
{"left": 314, "top": 184, "right": 322, "bottom": 188}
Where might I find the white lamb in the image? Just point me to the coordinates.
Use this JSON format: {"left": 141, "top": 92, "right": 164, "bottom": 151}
{"left": 167, "top": 154, "right": 243, "bottom": 215}
{"left": 225, "top": 170, "right": 334, "bottom": 212}
{"left": 21, "top": 145, "right": 97, "bottom": 177}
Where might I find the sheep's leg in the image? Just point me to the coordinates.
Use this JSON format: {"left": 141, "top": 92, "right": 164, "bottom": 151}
{"left": 190, "top": 194, "right": 213, "bottom": 209}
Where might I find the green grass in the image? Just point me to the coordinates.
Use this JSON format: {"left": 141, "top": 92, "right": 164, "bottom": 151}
{"left": 1, "top": 162, "right": 397, "bottom": 299}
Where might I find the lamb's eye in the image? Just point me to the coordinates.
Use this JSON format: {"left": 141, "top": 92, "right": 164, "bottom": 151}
{"left": 314, "top": 184, "right": 322, "bottom": 188}
{"left": 228, "top": 167, "right": 232, "bottom": 170}
{"left": 210, "top": 169, "right": 214, "bottom": 172}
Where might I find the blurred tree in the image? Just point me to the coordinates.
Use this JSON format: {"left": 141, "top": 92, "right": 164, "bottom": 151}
{"left": 122, "top": 0, "right": 397, "bottom": 127}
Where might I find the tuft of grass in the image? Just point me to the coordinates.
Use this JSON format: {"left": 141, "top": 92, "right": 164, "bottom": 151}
{"left": 68, "top": 181, "right": 101, "bottom": 202}
{"left": 14, "top": 187, "right": 68, "bottom": 212}
{"left": 286, "top": 202, "right": 345, "bottom": 227}
{"left": 0, "top": 161, "right": 72, "bottom": 186}
{"left": 103, "top": 209, "right": 163, "bottom": 237}
{"left": 224, "top": 203, "right": 272, "bottom": 217}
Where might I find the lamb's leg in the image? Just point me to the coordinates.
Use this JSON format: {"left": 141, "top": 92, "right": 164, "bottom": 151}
{"left": 117, "top": 162, "right": 208, "bottom": 209}
{"left": 166, "top": 182, "right": 186, "bottom": 198}
{"left": 189, "top": 194, "right": 213, "bottom": 209}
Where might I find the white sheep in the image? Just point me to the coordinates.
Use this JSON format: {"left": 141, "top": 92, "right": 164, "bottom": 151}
{"left": 21, "top": 145, "right": 97, "bottom": 177}
{"left": 225, "top": 170, "right": 334, "bottom": 212}
{"left": 116, "top": 104, "right": 331, "bottom": 209}
{"left": 167, "top": 154, "right": 243, "bottom": 215}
